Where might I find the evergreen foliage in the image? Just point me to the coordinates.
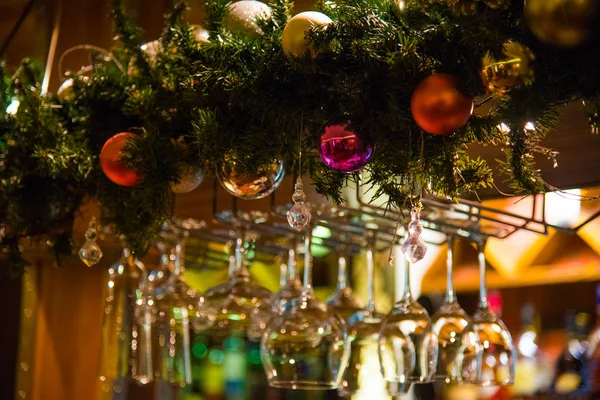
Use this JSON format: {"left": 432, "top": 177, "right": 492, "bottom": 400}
{"left": 1, "top": 0, "right": 600, "bottom": 270}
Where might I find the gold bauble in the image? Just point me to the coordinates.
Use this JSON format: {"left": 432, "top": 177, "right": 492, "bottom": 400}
{"left": 525, "top": 0, "right": 600, "bottom": 47}
{"left": 481, "top": 42, "right": 535, "bottom": 95}
{"left": 217, "top": 158, "right": 285, "bottom": 200}
{"left": 281, "top": 11, "right": 333, "bottom": 58}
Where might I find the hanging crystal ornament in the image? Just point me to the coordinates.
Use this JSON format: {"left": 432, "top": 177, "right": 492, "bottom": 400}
{"left": 79, "top": 217, "right": 103, "bottom": 266}
{"left": 401, "top": 207, "right": 428, "bottom": 264}
{"left": 287, "top": 178, "right": 311, "bottom": 231}
{"left": 287, "top": 122, "right": 312, "bottom": 231}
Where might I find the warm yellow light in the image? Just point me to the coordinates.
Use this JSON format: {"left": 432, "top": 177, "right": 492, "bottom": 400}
{"left": 545, "top": 189, "right": 581, "bottom": 228}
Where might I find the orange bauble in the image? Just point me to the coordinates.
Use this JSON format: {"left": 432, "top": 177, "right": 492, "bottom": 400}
{"left": 410, "top": 73, "right": 474, "bottom": 135}
{"left": 100, "top": 132, "right": 145, "bottom": 186}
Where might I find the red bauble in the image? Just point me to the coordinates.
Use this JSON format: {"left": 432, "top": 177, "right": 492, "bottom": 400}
{"left": 410, "top": 73, "right": 474, "bottom": 135}
{"left": 100, "top": 132, "right": 145, "bottom": 187}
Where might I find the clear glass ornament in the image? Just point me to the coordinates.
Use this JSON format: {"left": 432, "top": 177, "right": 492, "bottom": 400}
{"left": 170, "top": 165, "right": 204, "bottom": 194}
{"left": 79, "top": 217, "right": 103, "bottom": 267}
{"left": 401, "top": 208, "right": 428, "bottom": 264}
{"left": 217, "top": 158, "right": 285, "bottom": 200}
{"left": 287, "top": 178, "right": 312, "bottom": 231}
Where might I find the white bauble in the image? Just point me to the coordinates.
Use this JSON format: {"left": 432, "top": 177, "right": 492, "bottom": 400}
{"left": 193, "top": 25, "right": 210, "bottom": 43}
{"left": 226, "top": 1, "right": 272, "bottom": 36}
{"left": 281, "top": 11, "right": 332, "bottom": 58}
{"left": 57, "top": 75, "right": 89, "bottom": 101}
{"left": 140, "top": 40, "right": 163, "bottom": 64}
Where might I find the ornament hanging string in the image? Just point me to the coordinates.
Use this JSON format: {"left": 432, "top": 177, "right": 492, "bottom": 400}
{"left": 58, "top": 44, "right": 126, "bottom": 77}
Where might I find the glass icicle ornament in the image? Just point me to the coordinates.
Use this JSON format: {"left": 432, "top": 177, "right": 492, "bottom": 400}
{"left": 401, "top": 208, "right": 428, "bottom": 264}
{"left": 79, "top": 217, "right": 103, "bottom": 266}
{"left": 287, "top": 178, "right": 311, "bottom": 231}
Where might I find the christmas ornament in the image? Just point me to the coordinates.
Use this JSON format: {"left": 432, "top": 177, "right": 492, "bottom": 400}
{"left": 525, "top": 0, "right": 600, "bottom": 47}
{"left": 192, "top": 25, "right": 210, "bottom": 43}
{"left": 319, "top": 124, "right": 373, "bottom": 173}
{"left": 171, "top": 164, "right": 204, "bottom": 194}
{"left": 410, "top": 73, "right": 474, "bottom": 135}
{"left": 281, "top": 11, "right": 333, "bottom": 58}
{"left": 482, "top": 42, "right": 535, "bottom": 95}
{"left": 401, "top": 208, "right": 427, "bottom": 264}
{"left": 79, "top": 217, "right": 103, "bottom": 267}
{"left": 287, "top": 178, "right": 312, "bottom": 231}
{"left": 100, "top": 132, "right": 145, "bottom": 187}
{"left": 217, "top": 158, "right": 285, "bottom": 200}
{"left": 56, "top": 75, "right": 89, "bottom": 101}
{"left": 226, "top": 1, "right": 272, "bottom": 36}
{"left": 392, "top": 0, "right": 409, "bottom": 18}
{"left": 127, "top": 40, "right": 162, "bottom": 75}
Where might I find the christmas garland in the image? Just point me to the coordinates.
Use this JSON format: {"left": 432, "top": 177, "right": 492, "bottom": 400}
{"left": 1, "top": 0, "right": 600, "bottom": 272}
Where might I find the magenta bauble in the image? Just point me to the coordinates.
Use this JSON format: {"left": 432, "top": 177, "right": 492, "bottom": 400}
{"left": 319, "top": 124, "right": 373, "bottom": 173}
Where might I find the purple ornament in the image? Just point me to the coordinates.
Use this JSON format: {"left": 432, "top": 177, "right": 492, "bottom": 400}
{"left": 319, "top": 124, "right": 373, "bottom": 173}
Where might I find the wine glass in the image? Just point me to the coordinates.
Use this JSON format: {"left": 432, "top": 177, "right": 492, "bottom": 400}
{"left": 150, "top": 232, "right": 199, "bottom": 386}
{"left": 261, "top": 231, "right": 349, "bottom": 390}
{"left": 379, "top": 254, "right": 436, "bottom": 391}
{"left": 326, "top": 247, "right": 365, "bottom": 321}
{"left": 454, "top": 237, "right": 516, "bottom": 386}
{"left": 272, "top": 241, "right": 303, "bottom": 313}
{"left": 422, "top": 233, "right": 471, "bottom": 383}
{"left": 338, "top": 232, "right": 406, "bottom": 398}
{"left": 98, "top": 248, "right": 153, "bottom": 397}
{"left": 195, "top": 227, "right": 273, "bottom": 341}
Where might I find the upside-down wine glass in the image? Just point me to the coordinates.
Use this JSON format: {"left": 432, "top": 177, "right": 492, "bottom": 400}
{"left": 98, "top": 248, "right": 153, "bottom": 397}
{"left": 379, "top": 255, "right": 437, "bottom": 391}
{"left": 455, "top": 236, "right": 516, "bottom": 386}
{"left": 151, "top": 232, "right": 200, "bottom": 387}
{"left": 195, "top": 227, "right": 273, "bottom": 341}
{"left": 261, "top": 230, "right": 349, "bottom": 390}
{"left": 338, "top": 232, "right": 409, "bottom": 398}
{"left": 272, "top": 240, "right": 303, "bottom": 313}
{"left": 422, "top": 233, "right": 471, "bottom": 383}
{"left": 326, "top": 246, "right": 365, "bottom": 321}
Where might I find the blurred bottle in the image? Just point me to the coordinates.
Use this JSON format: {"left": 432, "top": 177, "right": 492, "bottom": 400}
{"left": 511, "top": 304, "right": 553, "bottom": 399}
{"left": 550, "top": 311, "right": 590, "bottom": 398}
{"left": 587, "top": 284, "right": 600, "bottom": 398}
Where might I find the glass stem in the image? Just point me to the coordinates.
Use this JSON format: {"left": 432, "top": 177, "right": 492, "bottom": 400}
{"left": 172, "top": 237, "right": 186, "bottom": 277}
{"left": 303, "top": 232, "right": 313, "bottom": 295}
{"left": 287, "top": 246, "right": 297, "bottom": 282}
{"left": 477, "top": 238, "right": 488, "bottom": 309}
{"left": 279, "top": 259, "right": 288, "bottom": 288}
{"left": 337, "top": 254, "right": 348, "bottom": 291}
{"left": 230, "top": 233, "right": 246, "bottom": 278}
{"left": 365, "top": 240, "right": 376, "bottom": 312}
{"left": 445, "top": 234, "right": 456, "bottom": 303}
{"left": 403, "top": 257, "right": 412, "bottom": 301}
